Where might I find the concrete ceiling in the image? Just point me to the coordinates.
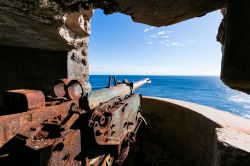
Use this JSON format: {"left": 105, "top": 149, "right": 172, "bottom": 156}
{"left": 0, "top": 0, "right": 228, "bottom": 50}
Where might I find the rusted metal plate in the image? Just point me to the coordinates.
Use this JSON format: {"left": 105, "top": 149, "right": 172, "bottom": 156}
{"left": 3, "top": 89, "right": 45, "bottom": 111}
{"left": 89, "top": 94, "right": 142, "bottom": 146}
{"left": 45, "top": 130, "right": 82, "bottom": 166}
{"left": 0, "top": 77, "right": 149, "bottom": 165}
{"left": 0, "top": 129, "right": 81, "bottom": 166}
{"left": 0, "top": 100, "right": 77, "bottom": 148}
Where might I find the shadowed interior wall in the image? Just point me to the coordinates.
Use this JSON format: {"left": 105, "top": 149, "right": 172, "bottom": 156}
{"left": 124, "top": 97, "right": 250, "bottom": 166}
{"left": 0, "top": 1, "right": 92, "bottom": 105}
{"left": 220, "top": 1, "right": 250, "bottom": 94}
{"left": 0, "top": 45, "right": 90, "bottom": 106}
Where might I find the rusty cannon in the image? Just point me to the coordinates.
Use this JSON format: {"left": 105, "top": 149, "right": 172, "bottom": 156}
{"left": 0, "top": 76, "right": 151, "bottom": 165}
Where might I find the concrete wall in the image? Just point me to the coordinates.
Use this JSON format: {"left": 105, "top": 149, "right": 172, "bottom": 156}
{"left": 219, "top": 1, "right": 250, "bottom": 94}
{"left": 125, "top": 97, "right": 250, "bottom": 166}
{"left": 0, "top": 3, "right": 92, "bottom": 105}
{"left": 0, "top": 45, "right": 90, "bottom": 105}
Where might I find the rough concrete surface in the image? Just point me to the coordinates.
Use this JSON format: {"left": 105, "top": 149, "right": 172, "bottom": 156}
{"left": 125, "top": 96, "right": 250, "bottom": 166}
{"left": 220, "top": 1, "right": 250, "bottom": 94}
{"left": 95, "top": 0, "right": 228, "bottom": 27}
{"left": 0, "top": 0, "right": 228, "bottom": 50}
{"left": 0, "top": 0, "right": 92, "bottom": 104}
{"left": 0, "top": 0, "right": 92, "bottom": 50}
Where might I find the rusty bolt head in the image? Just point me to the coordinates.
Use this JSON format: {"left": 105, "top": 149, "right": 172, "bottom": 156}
{"left": 99, "top": 115, "right": 106, "bottom": 126}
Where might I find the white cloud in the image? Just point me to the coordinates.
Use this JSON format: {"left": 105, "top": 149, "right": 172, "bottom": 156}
{"left": 157, "top": 31, "right": 166, "bottom": 35}
{"left": 150, "top": 34, "right": 157, "bottom": 38}
{"left": 161, "top": 35, "right": 169, "bottom": 38}
{"left": 143, "top": 27, "right": 154, "bottom": 32}
{"left": 143, "top": 27, "right": 193, "bottom": 47}
{"left": 177, "top": 44, "right": 185, "bottom": 47}
{"left": 166, "top": 30, "right": 174, "bottom": 33}
{"left": 160, "top": 40, "right": 169, "bottom": 45}
{"left": 171, "top": 42, "right": 185, "bottom": 47}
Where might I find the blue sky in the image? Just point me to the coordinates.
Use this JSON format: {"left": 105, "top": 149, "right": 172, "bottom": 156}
{"left": 89, "top": 9, "right": 222, "bottom": 75}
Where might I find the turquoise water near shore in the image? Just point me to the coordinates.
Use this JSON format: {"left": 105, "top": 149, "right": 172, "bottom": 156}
{"left": 90, "top": 75, "right": 250, "bottom": 119}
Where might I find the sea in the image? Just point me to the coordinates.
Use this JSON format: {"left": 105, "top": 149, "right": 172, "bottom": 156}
{"left": 90, "top": 75, "right": 250, "bottom": 119}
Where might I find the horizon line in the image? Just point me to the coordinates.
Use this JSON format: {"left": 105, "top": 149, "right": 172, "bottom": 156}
{"left": 89, "top": 74, "right": 220, "bottom": 76}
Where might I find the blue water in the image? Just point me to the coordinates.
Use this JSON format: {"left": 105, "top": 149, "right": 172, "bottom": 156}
{"left": 90, "top": 75, "right": 250, "bottom": 119}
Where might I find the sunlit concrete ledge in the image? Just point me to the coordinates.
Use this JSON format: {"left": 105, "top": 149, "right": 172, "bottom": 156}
{"left": 126, "top": 96, "right": 250, "bottom": 165}
{"left": 144, "top": 96, "right": 250, "bottom": 134}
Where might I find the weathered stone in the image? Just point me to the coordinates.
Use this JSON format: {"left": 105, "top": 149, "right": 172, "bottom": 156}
{"left": 94, "top": 0, "right": 228, "bottom": 27}
{"left": 217, "top": 8, "right": 226, "bottom": 46}
{"left": 0, "top": 0, "right": 229, "bottom": 50}
{"left": 0, "top": 9, "right": 70, "bottom": 51}
{"left": 65, "top": 12, "right": 91, "bottom": 37}
{"left": 0, "top": 0, "right": 92, "bottom": 50}
{"left": 0, "top": 1, "right": 93, "bottom": 105}
{"left": 220, "top": 1, "right": 250, "bottom": 94}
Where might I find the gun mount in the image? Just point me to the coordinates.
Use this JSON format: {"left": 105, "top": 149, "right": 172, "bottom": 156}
{"left": 0, "top": 77, "right": 150, "bottom": 165}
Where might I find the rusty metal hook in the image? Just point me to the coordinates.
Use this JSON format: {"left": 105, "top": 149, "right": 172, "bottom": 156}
{"left": 107, "top": 76, "right": 118, "bottom": 88}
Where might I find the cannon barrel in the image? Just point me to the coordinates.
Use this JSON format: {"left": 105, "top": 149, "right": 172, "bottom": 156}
{"left": 132, "top": 78, "right": 151, "bottom": 91}
{"left": 85, "top": 78, "right": 151, "bottom": 110}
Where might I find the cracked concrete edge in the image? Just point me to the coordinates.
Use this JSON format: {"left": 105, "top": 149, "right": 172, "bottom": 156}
{"left": 142, "top": 96, "right": 250, "bottom": 153}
